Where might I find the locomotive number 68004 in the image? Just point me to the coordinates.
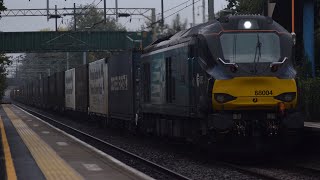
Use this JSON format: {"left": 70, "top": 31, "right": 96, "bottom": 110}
{"left": 254, "top": 90, "right": 273, "bottom": 96}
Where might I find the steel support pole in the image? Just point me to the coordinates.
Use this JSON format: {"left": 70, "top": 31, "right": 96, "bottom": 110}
{"left": 161, "top": 0, "right": 164, "bottom": 32}
{"left": 192, "top": 0, "right": 195, "bottom": 26}
{"left": 74, "top": 3, "right": 76, "bottom": 31}
{"left": 55, "top": 5, "right": 58, "bottom": 31}
{"left": 303, "top": 0, "right": 315, "bottom": 77}
{"left": 115, "top": 0, "right": 118, "bottom": 22}
{"left": 66, "top": 52, "right": 69, "bottom": 70}
{"left": 202, "top": 0, "right": 205, "bottom": 23}
{"left": 208, "top": 0, "right": 214, "bottom": 21}
{"left": 47, "top": 0, "right": 49, "bottom": 21}
{"left": 263, "top": 0, "right": 268, "bottom": 16}
{"left": 83, "top": 52, "right": 87, "bottom": 65}
{"left": 151, "top": 8, "right": 157, "bottom": 41}
{"left": 292, "top": 0, "right": 295, "bottom": 33}
{"left": 104, "top": 0, "right": 107, "bottom": 23}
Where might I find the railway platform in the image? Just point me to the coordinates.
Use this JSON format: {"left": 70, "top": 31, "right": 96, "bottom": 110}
{"left": 0, "top": 104, "right": 152, "bottom": 180}
{"left": 304, "top": 122, "right": 320, "bottom": 129}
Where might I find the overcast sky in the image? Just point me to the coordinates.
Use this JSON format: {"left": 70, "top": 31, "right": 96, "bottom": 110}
{"left": 0, "top": 0, "right": 227, "bottom": 32}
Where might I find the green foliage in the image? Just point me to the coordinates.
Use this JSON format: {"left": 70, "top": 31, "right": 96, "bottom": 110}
{"left": 296, "top": 54, "right": 320, "bottom": 120}
{"left": 296, "top": 57, "right": 313, "bottom": 79}
{"left": 0, "top": 0, "right": 6, "bottom": 19}
{"left": 17, "top": 53, "right": 68, "bottom": 80}
{"left": 68, "top": 5, "right": 126, "bottom": 31}
{"left": 226, "top": 0, "right": 238, "bottom": 10}
{"left": 0, "top": 1, "right": 8, "bottom": 101}
{"left": 0, "top": 54, "right": 11, "bottom": 100}
{"left": 142, "top": 13, "right": 188, "bottom": 37}
{"left": 0, "top": 0, "right": 6, "bottom": 11}
{"left": 226, "top": 0, "right": 264, "bottom": 14}
{"left": 298, "top": 78, "right": 320, "bottom": 121}
{"left": 67, "top": 5, "right": 126, "bottom": 63}
{"left": 17, "top": 4, "right": 127, "bottom": 80}
{"left": 166, "top": 14, "right": 188, "bottom": 35}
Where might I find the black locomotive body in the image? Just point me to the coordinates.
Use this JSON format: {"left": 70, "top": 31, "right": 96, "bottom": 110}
{"left": 12, "top": 15, "right": 303, "bottom": 147}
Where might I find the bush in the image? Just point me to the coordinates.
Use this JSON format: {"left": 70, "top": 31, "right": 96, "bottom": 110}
{"left": 298, "top": 77, "right": 320, "bottom": 121}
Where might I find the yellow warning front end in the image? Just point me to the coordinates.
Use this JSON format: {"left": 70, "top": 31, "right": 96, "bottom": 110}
{"left": 208, "top": 77, "right": 303, "bottom": 137}
{"left": 212, "top": 77, "right": 297, "bottom": 111}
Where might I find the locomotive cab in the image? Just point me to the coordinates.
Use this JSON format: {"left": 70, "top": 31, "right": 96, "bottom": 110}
{"left": 196, "top": 15, "right": 304, "bottom": 137}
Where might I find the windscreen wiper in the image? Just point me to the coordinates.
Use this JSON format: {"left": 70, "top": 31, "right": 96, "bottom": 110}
{"left": 253, "top": 34, "right": 262, "bottom": 74}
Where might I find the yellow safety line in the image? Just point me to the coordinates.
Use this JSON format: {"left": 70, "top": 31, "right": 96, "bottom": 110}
{"left": 2, "top": 105, "right": 83, "bottom": 180}
{"left": 0, "top": 116, "right": 17, "bottom": 180}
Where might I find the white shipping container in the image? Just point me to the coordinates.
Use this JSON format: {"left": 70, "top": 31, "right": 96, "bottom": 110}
{"left": 65, "top": 68, "right": 76, "bottom": 110}
{"left": 88, "top": 59, "right": 108, "bottom": 115}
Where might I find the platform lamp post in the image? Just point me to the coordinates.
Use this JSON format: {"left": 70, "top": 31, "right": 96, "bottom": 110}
{"left": 291, "top": 0, "right": 297, "bottom": 76}
{"left": 292, "top": 0, "right": 295, "bottom": 33}
{"left": 291, "top": 0, "right": 296, "bottom": 45}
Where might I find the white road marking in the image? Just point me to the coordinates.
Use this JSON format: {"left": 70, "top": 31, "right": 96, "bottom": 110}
{"left": 56, "top": 142, "right": 68, "bottom": 146}
{"left": 82, "top": 164, "right": 102, "bottom": 171}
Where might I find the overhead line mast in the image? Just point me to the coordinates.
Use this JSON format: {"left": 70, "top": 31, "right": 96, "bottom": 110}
{"left": 202, "top": 0, "right": 205, "bottom": 23}
{"left": 208, "top": 0, "right": 214, "bottom": 21}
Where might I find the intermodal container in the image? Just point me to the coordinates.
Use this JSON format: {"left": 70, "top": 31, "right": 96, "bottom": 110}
{"left": 65, "top": 68, "right": 76, "bottom": 110}
{"left": 42, "top": 76, "right": 49, "bottom": 109}
{"left": 88, "top": 59, "right": 108, "bottom": 116}
{"left": 108, "top": 50, "right": 141, "bottom": 121}
{"left": 75, "top": 65, "right": 89, "bottom": 113}
{"left": 48, "top": 74, "right": 56, "bottom": 109}
{"left": 56, "top": 71, "right": 65, "bottom": 111}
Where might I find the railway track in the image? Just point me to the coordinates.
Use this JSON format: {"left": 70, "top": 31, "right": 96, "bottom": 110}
{"left": 14, "top": 104, "right": 191, "bottom": 180}
{"left": 13, "top": 103, "right": 320, "bottom": 180}
{"left": 219, "top": 161, "right": 320, "bottom": 180}
{"left": 219, "top": 162, "right": 282, "bottom": 180}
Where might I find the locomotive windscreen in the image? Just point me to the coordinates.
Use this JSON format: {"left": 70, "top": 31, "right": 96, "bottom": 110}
{"left": 220, "top": 33, "right": 281, "bottom": 63}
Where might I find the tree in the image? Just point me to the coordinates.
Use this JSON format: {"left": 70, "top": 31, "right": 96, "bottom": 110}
{"left": 67, "top": 5, "right": 126, "bottom": 63}
{"left": 0, "top": 0, "right": 6, "bottom": 14}
{"left": 17, "top": 4, "right": 127, "bottom": 81}
{"left": 167, "top": 14, "right": 188, "bottom": 34}
{"left": 0, "top": 1, "right": 9, "bottom": 100}
{"left": 0, "top": 54, "right": 11, "bottom": 100}
{"left": 141, "top": 13, "right": 188, "bottom": 38}
{"left": 226, "top": 0, "right": 238, "bottom": 10}
{"left": 68, "top": 5, "right": 126, "bottom": 31}
{"left": 226, "top": 0, "right": 264, "bottom": 14}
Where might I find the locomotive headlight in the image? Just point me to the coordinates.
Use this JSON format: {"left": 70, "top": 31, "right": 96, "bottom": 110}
{"left": 274, "top": 92, "right": 296, "bottom": 102}
{"left": 243, "top": 21, "right": 252, "bottom": 29}
{"left": 238, "top": 19, "right": 258, "bottom": 29}
{"left": 214, "top": 93, "right": 237, "bottom": 104}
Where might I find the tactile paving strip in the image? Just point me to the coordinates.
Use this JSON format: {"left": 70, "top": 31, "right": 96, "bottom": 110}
{"left": 2, "top": 105, "right": 83, "bottom": 180}
{"left": 0, "top": 116, "right": 17, "bottom": 180}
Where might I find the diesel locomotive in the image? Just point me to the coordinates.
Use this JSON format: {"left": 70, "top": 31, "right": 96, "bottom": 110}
{"left": 140, "top": 15, "right": 303, "bottom": 141}
{"left": 11, "top": 15, "right": 303, "bottom": 147}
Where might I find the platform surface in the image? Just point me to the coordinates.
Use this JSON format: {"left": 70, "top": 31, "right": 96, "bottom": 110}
{"left": 0, "top": 104, "right": 152, "bottom": 180}
{"left": 304, "top": 122, "right": 320, "bottom": 129}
